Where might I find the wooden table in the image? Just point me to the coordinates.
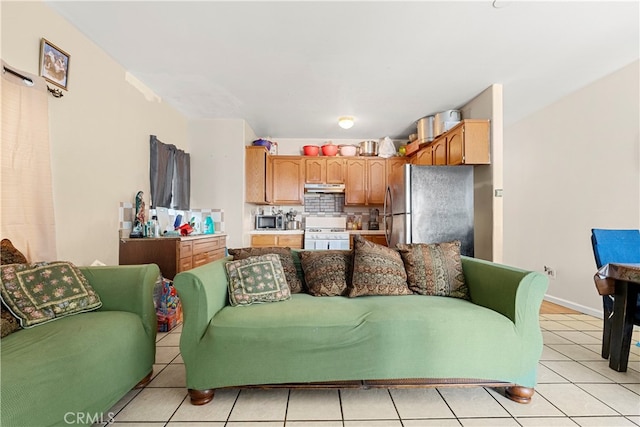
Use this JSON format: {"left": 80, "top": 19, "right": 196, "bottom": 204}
{"left": 594, "top": 263, "right": 640, "bottom": 372}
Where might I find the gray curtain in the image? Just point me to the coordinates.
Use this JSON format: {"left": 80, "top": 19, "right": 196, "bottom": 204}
{"left": 173, "top": 149, "right": 190, "bottom": 210}
{"left": 150, "top": 135, "right": 175, "bottom": 208}
{"left": 149, "top": 135, "right": 190, "bottom": 209}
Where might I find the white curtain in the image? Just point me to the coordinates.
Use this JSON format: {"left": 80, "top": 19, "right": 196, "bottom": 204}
{"left": 1, "top": 60, "right": 57, "bottom": 262}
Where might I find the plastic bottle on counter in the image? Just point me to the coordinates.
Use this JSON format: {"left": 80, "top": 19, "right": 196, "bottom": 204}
{"left": 204, "top": 216, "right": 215, "bottom": 234}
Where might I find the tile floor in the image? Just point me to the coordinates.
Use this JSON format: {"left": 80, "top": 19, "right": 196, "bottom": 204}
{"left": 99, "top": 313, "right": 640, "bottom": 427}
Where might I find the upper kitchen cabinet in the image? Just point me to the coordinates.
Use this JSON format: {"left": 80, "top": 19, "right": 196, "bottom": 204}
{"left": 270, "top": 156, "right": 305, "bottom": 205}
{"left": 345, "top": 158, "right": 387, "bottom": 206}
{"left": 446, "top": 120, "right": 490, "bottom": 165}
{"left": 245, "top": 146, "right": 269, "bottom": 204}
{"left": 388, "top": 157, "right": 409, "bottom": 176}
{"left": 409, "top": 120, "right": 490, "bottom": 166}
{"left": 411, "top": 145, "right": 433, "bottom": 165}
{"left": 245, "top": 147, "right": 304, "bottom": 205}
{"left": 305, "top": 158, "right": 345, "bottom": 184}
{"left": 367, "top": 158, "right": 386, "bottom": 205}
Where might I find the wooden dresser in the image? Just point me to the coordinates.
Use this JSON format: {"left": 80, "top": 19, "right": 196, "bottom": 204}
{"left": 119, "top": 234, "right": 227, "bottom": 279}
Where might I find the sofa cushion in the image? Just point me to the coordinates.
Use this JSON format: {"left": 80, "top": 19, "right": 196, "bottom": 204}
{"left": 397, "top": 241, "right": 469, "bottom": 300}
{"left": 1, "top": 310, "right": 153, "bottom": 426}
{"left": 300, "top": 250, "right": 352, "bottom": 296}
{"left": 349, "top": 235, "right": 411, "bottom": 297}
{"left": 225, "top": 254, "right": 291, "bottom": 306}
{"left": 1, "top": 238, "right": 27, "bottom": 264}
{"left": 0, "top": 261, "right": 102, "bottom": 328}
{"left": 228, "top": 247, "right": 303, "bottom": 293}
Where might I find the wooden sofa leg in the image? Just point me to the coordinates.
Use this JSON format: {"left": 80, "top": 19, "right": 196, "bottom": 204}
{"left": 188, "top": 389, "right": 215, "bottom": 405}
{"left": 134, "top": 371, "right": 153, "bottom": 389}
{"left": 506, "top": 386, "right": 534, "bottom": 404}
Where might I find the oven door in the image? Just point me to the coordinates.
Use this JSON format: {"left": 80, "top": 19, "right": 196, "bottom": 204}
{"left": 328, "top": 239, "right": 350, "bottom": 250}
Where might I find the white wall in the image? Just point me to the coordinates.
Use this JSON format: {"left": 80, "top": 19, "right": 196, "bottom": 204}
{"left": 1, "top": 1, "right": 189, "bottom": 265}
{"left": 503, "top": 60, "right": 640, "bottom": 316}
{"left": 189, "top": 119, "right": 256, "bottom": 248}
{"left": 461, "top": 85, "right": 504, "bottom": 262}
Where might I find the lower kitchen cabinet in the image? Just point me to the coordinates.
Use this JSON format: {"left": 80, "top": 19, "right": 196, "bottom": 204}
{"left": 251, "top": 233, "right": 304, "bottom": 249}
{"left": 119, "top": 234, "right": 227, "bottom": 279}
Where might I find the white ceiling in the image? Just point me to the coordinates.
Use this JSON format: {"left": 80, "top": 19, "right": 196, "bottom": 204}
{"left": 46, "top": 1, "right": 639, "bottom": 140}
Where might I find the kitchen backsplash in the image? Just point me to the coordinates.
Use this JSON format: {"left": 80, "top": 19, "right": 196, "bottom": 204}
{"left": 303, "top": 193, "right": 345, "bottom": 213}
{"left": 119, "top": 202, "right": 225, "bottom": 238}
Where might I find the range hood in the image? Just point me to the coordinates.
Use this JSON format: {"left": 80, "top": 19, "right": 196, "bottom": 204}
{"left": 304, "top": 183, "right": 346, "bottom": 193}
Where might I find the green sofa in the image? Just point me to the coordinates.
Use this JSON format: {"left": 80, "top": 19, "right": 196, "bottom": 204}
{"left": 174, "top": 253, "right": 548, "bottom": 405}
{"left": 0, "top": 264, "right": 159, "bottom": 427}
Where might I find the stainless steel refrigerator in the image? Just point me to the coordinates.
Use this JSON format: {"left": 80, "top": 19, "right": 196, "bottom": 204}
{"left": 384, "top": 165, "right": 474, "bottom": 256}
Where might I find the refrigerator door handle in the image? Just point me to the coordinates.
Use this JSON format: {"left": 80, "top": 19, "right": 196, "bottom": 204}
{"left": 384, "top": 186, "right": 392, "bottom": 246}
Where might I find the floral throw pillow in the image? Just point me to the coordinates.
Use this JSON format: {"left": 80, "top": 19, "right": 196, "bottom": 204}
{"left": 397, "top": 240, "right": 469, "bottom": 300}
{"left": 228, "top": 247, "right": 303, "bottom": 293}
{"left": 348, "top": 235, "right": 412, "bottom": 297}
{"left": 0, "top": 261, "right": 102, "bottom": 328}
{"left": 225, "top": 254, "right": 291, "bottom": 306}
{"left": 300, "top": 250, "right": 352, "bottom": 296}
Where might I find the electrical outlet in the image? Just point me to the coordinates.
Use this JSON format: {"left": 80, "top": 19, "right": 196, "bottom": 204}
{"left": 543, "top": 266, "right": 556, "bottom": 279}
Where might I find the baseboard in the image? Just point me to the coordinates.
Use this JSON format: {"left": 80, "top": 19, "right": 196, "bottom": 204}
{"left": 544, "top": 294, "right": 603, "bottom": 319}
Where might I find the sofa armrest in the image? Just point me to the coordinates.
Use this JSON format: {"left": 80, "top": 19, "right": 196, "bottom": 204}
{"left": 79, "top": 263, "right": 159, "bottom": 340}
{"left": 173, "top": 256, "right": 232, "bottom": 347}
{"left": 462, "top": 256, "right": 548, "bottom": 327}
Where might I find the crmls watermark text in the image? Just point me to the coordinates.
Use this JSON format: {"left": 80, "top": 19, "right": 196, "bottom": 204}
{"left": 64, "top": 412, "right": 115, "bottom": 424}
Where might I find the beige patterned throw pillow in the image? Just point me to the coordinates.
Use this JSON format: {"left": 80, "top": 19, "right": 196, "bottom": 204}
{"left": 300, "top": 250, "right": 352, "bottom": 296}
{"left": 397, "top": 240, "right": 469, "bottom": 299}
{"left": 348, "top": 235, "right": 411, "bottom": 297}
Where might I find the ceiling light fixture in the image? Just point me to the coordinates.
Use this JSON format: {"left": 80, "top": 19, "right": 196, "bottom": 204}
{"left": 338, "top": 116, "right": 355, "bottom": 129}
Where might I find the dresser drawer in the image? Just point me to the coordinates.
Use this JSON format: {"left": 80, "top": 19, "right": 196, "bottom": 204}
{"left": 180, "top": 241, "right": 193, "bottom": 258}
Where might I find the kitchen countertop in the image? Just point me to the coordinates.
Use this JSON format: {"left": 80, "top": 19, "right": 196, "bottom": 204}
{"left": 348, "top": 229, "right": 385, "bottom": 235}
{"left": 250, "top": 229, "right": 384, "bottom": 235}
{"left": 250, "top": 230, "right": 304, "bottom": 235}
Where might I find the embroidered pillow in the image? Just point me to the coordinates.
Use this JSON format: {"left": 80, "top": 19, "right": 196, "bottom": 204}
{"left": 397, "top": 240, "right": 469, "bottom": 299}
{"left": 225, "top": 254, "right": 291, "bottom": 306}
{"left": 348, "top": 235, "right": 412, "bottom": 297}
{"left": 300, "top": 250, "right": 352, "bottom": 296}
{"left": 228, "top": 247, "right": 303, "bottom": 293}
{"left": 0, "top": 261, "right": 102, "bottom": 328}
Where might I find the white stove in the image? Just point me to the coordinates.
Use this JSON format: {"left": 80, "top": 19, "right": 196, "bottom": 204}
{"left": 304, "top": 216, "right": 350, "bottom": 250}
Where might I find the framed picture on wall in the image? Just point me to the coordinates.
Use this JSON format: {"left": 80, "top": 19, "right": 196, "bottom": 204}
{"left": 39, "top": 38, "right": 70, "bottom": 90}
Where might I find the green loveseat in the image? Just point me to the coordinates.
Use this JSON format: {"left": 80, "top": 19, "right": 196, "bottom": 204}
{"left": 0, "top": 264, "right": 159, "bottom": 427}
{"left": 174, "top": 253, "right": 548, "bottom": 405}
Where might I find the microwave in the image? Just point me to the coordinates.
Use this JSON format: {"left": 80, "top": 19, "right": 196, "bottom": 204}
{"left": 255, "top": 214, "right": 284, "bottom": 230}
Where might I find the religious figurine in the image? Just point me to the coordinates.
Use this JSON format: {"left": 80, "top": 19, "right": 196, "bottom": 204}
{"left": 129, "top": 191, "right": 146, "bottom": 238}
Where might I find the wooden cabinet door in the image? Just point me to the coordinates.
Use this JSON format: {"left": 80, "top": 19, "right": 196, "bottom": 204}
{"left": 447, "top": 126, "right": 464, "bottom": 165}
{"left": 251, "top": 234, "right": 277, "bottom": 247}
{"left": 432, "top": 138, "right": 447, "bottom": 165}
{"left": 345, "top": 159, "right": 367, "bottom": 205}
{"left": 271, "top": 157, "right": 304, "bottom": 204}
{"left": 251, "top": 234, "right": 303, "bottom": 248}
{"left": 413, "top": 146, "right": 433, "bottom": 165}
{"left": 387, "top": 157, "right": 408, "bottom": 176}
{"left": 305, "top": 158, "right": 325, "bottom": 183}
{"left": 367, "top": 159, "right": 386, "bottom": 205}
{"left": 326, "top": 158, "right": 345, "bottom": 183}
{"left": 245, "top": 146, "right": 269, "bottom": 204}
